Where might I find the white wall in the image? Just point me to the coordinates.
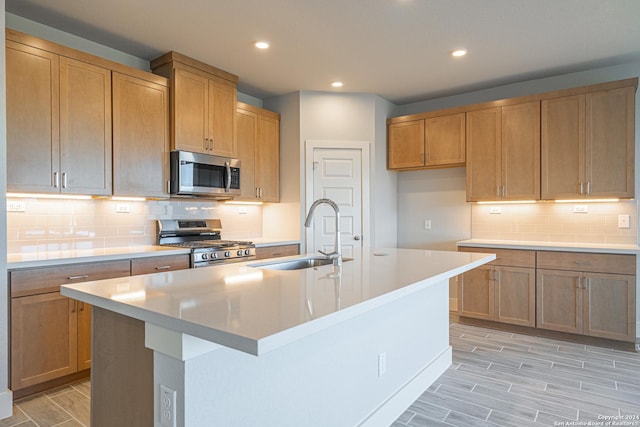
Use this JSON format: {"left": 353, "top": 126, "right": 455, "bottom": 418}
{"left": 0, "top": 1, "right": 12, "bottom": 418}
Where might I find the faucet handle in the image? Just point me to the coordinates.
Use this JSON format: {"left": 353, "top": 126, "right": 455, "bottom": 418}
{"left": 319, "top": 250, "right": 339, "bottom": 258}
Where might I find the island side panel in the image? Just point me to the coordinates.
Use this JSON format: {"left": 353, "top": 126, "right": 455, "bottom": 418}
{"left": 152, "top": 279, "right": 450, "bottom": 427}
{"left": 91, "top": 306, "right": 154, "bottom": 427}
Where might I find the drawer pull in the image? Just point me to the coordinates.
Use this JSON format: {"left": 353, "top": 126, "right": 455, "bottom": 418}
{"left": 573, "top": 261, "right": 592, "bottom": 266}
{"left": 67, "top": 275, "right": 89, "bottom": 280}
{"left": 155, "top": 265, "right": 172, "bottom": 270}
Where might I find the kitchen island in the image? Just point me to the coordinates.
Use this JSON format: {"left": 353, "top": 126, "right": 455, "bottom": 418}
{"left": 61, "top": 248, "right": 494, "bottom": 427}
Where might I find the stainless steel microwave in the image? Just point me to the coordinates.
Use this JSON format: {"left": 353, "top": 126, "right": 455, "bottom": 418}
{"left": 170, "top": 151, "right": 241, "bottom": 198}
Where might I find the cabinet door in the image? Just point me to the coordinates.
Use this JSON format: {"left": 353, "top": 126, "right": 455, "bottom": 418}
{"left": 585, "top": 86, "right": 635, "bottom": 198}
{"left": 112, "top": 72, "right": 170, "bottom": 198}
{"left": 541, "top": 95, "right": 585, "bottom": 199}
{"left": 458, "top": 265, "right": 494, "bottom": 320}
{"left": 387, "top": 120, "right": 424, "bottom": 169}
{"left": 173, "top": 68, "right": 208, "bottom": 153}
{"left": 424, "top": 113, "right": 465, "bottom": 167}
{"left": 59, "top": 57, "right": 112, "bottom": 195}
{"left": 583, "top": 273, "right": 635, "bottom": 342}
{"left": 466, "top": 108, "right": 501, "bottom": 201}
{"left": 256, "top": 114, "right": 280, "bottom": 202}
{"left": 6, "top": 41, "right": 60, "bottom": 193}
{"left": 495, "top": 266, "right": 535, "bottom": 327}
{"left": 11, "top": 293, "right": 77, "bottom": 390}
{"left": 502, "top": 102, "right": 540, "bottom": 200}
{"left": 208, "top": 80, "right": 237, "bottom": 157}
{"left": 236, "top": 108, "right": 258, "bottom": 199}
{"left": 536, "top": 269, "right": 582, "bottom": 334}
{"left": 77, "top": 301, "right": 92, "bottom": 371}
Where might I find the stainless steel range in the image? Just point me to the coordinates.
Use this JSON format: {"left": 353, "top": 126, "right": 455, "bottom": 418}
{"left": 157, "top": 219, "right": 256, "bottom": 268}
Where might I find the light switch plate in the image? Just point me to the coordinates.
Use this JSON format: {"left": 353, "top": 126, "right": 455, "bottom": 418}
{"left": 573, "top": 205, "right": 588, "bottom": 213}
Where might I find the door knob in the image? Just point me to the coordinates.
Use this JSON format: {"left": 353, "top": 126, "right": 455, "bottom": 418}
{"left": 354, "top": 235, "right": 360, "bottom": 241}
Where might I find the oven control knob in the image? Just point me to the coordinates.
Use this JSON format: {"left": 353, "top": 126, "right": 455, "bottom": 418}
{"left": 244, "top": 249, "right": 251, "bottom": 256}
{"left": 211, "top": 253, "right": 218, "bottom": 259}
{"left": 224, "top": 251, "right": 231, "bottom": 257}
{"left": 201, "top": 253, "right": 208, "bottom": 260}
{"left": 237, "top": 250, "right": 243, "bottom": 256}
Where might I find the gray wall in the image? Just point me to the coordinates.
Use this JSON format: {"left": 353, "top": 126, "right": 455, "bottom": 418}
{"left": 1, "top": 1, "right": 11, "bottom": 418}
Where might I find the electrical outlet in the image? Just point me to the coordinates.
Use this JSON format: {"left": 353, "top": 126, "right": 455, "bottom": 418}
{"left": 160, "top": 385, "right": 177, "bottom": 427}
{"left": 7, "top": 200, "right": 26, "bottom": 212}
{"left": 238, "top": 206, "right": 248, "bottom": 215}
{"left": 424, "top": 219, "right": 432, "bottom": 230}
{"left": 489, "top": 207, "right": 502, "bottom": 214}
{"left": 378, "top": 352, "right": 386, "bottom": 377}
{"left": 618, "top": 214, "right": 630, "bottom": 229}
{"left": 115, "top": 203, "right": 131, "bottom": 213}
{"left": 573, "top": 205, "right": 588, "bottom": 213}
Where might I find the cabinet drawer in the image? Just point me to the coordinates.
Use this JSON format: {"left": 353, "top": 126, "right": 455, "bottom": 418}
{"left": 131, "top": 254, "right": 190, "bottom": 275}
{"left": 458, "top": 246, "right": 535, "bottom": 268}
{"left": 255, "top": 244, "right": 300, "bottom": 260}
{"left": 537, "top": 251, "right": 636, "bottom": 275}
{"left": 10, "top": 260, "right": 131, "bottom": 298}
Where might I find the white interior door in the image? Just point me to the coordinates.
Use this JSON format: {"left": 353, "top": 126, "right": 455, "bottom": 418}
{"left": 308, "top": 147, "right": 363, "bottom": 258}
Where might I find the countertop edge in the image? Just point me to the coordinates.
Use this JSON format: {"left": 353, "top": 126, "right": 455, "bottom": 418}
{"left": 457, "top": 239, "right": 640, "bottom": 254}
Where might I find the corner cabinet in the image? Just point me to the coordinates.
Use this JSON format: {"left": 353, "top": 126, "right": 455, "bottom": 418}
{"left": 6, "top": 37, "right": 112, "bottom": 195}
{"left": 151, "top": 52, "right": 239, "bottom": 158}
{"left": 541, "top": 86, "right": 635, "bottom": 199}
{"left": 387, "top": 112, "right": 465, "bottom": 171}
{"left": 466, "top": 101, "right": 540, "bottom": 202}
{"left": 112, "top": 72, "right": 170, "bottom": 198}
{"left": 236, "top": 102, "right": 280, "bottom": 202}
{"left": 458, "top": 247, "right": 536, "bottom": 327}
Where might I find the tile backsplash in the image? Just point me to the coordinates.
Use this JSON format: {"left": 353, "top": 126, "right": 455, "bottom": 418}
{"left": 471, "top": 200, "right": 638, "bottom": 244}
{"left": 6, "top": 198, "right": 263, "bottom": 253}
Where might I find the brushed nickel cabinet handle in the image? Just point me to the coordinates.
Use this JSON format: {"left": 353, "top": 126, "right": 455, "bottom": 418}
{"left": 53, "top": 172, "right": 60, "bottom": 188}
{"left": 155, "top": 265, "right": 172, "bottom": 270}
{"left": 68, "top": 275, "right": 89, "bottom": 280}
{"left": 62, "top": 172, "right": 68, "bottom": 189}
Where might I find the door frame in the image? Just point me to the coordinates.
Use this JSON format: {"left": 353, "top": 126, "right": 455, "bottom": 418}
{"left": 304, "top": 140, "right": 371, "bottom": 253}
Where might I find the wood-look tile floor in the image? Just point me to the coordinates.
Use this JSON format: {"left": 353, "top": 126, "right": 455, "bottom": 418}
{"left": 393, "top": 322, "right": 640, "bottom": 427}
{"left": 2, "top": 322, "right": 639, "bottom": 426}
{"left": 1, "top": 380, "right": 90, "bottom": 427}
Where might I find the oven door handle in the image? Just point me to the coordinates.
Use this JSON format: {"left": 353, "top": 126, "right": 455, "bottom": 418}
{"left": 225, "top": 161, "right": 231, "bottom": 193}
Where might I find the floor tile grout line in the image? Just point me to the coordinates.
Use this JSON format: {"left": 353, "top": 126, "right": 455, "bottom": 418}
{"left": 45, "top": 392, "right": 88, "bottom": 427}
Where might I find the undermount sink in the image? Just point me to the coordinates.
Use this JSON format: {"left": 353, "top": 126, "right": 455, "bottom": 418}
{"left": 250, "top": 256, "right": 352, "bottom": 271}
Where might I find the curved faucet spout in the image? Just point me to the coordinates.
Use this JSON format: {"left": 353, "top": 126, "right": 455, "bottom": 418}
{"left": 304, "top": 198, "right": 342, "bottom": 266}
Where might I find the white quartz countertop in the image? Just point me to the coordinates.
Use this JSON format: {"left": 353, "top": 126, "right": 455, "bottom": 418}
{"left": 61, "top": 248, "right": 494, "bottom": 356}
{"left": 457, "top": 239, "right": 640, "bottom": 254}
{"left": 7, "top": 245, "right": 191, "bottom": 270}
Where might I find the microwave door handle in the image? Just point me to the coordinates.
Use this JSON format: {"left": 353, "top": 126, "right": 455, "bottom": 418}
{"left": 225, "top": 161, "right": 231, "bottom": 193}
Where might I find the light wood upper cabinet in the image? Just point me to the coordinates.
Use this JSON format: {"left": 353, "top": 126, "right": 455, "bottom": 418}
{"left": 466, "top": 102, "right": 540, "bottom": 201}
{"left": 387, "top": 120, "right": 424, "bottom": 169}
{"left": 542, "top": 86, "right": 635, "bottom": 199}
{"left": 236, "top": 102, "right": 280, "bottom": 202}
{"left": 387, "top": 113, "right": 464, "bottom": 170}
{"left": 151, "top": 52, "right": 239, "bottom": 158}
{"left": 466, "top": 108, "right": 501, "bottom": 201}
{"left": 112, "top": 72, "right": 170, "bottom": 198}
{"left": 6, "top": 41, "right": 60, "bottom": 193}
{"left": 6, "top": 35, "right": 112, "bottom": 196}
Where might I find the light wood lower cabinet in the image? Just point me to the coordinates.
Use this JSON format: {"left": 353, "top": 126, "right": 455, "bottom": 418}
{"left": 130, "top": 254, "right": 190, "bottom": 275}
{"left": 255, "top": 244, "right": 300, "bottom": 260}
{"left": 10, "top": 260, "right": 130, "bottom": 391}
{"left": 458, "top": 247, "right": 536, "bottom": 327}
{"left": 537, "top": 251, "right": 636, "bottom": 342}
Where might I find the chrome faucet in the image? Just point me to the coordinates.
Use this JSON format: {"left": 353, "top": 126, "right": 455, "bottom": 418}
{"left": 304, "top": 198, "right": 342, "bottom": 266}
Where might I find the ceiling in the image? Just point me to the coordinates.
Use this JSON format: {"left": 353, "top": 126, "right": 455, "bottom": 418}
{"left": 6, "top": 0, "right": 640, "bottom": 104}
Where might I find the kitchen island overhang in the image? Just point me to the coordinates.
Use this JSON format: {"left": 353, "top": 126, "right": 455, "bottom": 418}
{"left": 61, "top": 248, "right": 494, "bottom": 427}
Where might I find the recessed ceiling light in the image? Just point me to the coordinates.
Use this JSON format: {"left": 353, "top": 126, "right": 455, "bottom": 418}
{"left": 255, "top": 41, "right": 269, "bottom": 49}
{"left": 331, "top": 81, "right": 343, "bottom": 88}
{"left": 451, "top": 49, "right": 467, "bottom": 57}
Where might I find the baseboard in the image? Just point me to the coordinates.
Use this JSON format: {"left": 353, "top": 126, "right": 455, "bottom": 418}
{"left": 358, "top": 346, "right": 452, "bottom": 427}
{"left": 0, "top": 389, "right": 13, "bottom": 420}
{"left": 449, "top": 298, "right": 458, "bottom": 312}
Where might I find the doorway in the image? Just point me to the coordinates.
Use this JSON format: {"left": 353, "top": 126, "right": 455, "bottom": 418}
{"left": 304, "top": 140, "right": 370, "bottom": 256}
